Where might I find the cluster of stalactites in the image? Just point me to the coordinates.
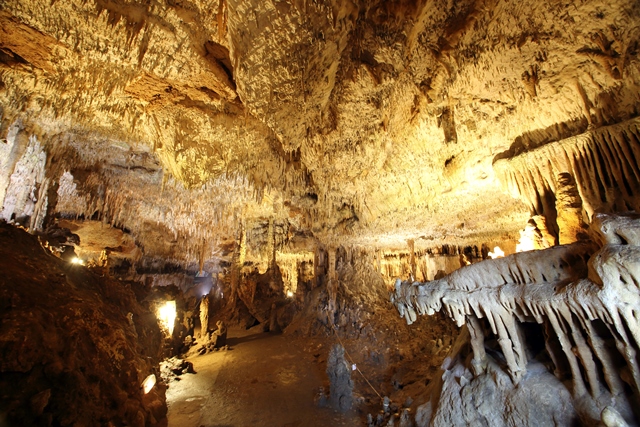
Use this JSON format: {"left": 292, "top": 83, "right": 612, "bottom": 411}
{"left": 494, "top": 117, "right": 640, "bottom": 224}
{"left": 392, "top": 213, "right": 640, "bottom": 413}
{"left": 53, "top": 164, "right": 263, "bottom": 266}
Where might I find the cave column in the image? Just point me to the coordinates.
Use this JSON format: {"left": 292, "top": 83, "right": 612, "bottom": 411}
{"left": 605, "top": 308, "right": 640, "bottom": 393}
{"left": 313, "top": 246, "right": 321, "bottom": 290}
{"left": 228, "top": 223, "right": 246, "bottom": 306}
{"left": 489, "top": 308, "right": 527, "bottom": 383}
{"left": 545, "top": 305, "right": 588, "bottom": 397}
{"left": 267, "top": 219, "right": 276, "bottom": 271}
{"left": 198, "top": 238, "right": 206, "bottom": 275}
{"left": 577, "top": 312, "right": 624, "bottom": 396}
{"left": 559, "top": 308, "right": 601, "bottom": 398}
{"left": 467, "top": 315, "right": 487, "bottom": 375}
{"left": 555, "top": 173, "right": 588, "bottom": 244}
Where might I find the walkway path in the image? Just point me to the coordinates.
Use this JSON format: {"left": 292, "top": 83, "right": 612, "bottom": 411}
{"left": 166, "top": 328, "right": 361, "bottom": 427}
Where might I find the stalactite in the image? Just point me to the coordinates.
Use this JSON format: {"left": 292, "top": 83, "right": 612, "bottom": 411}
{"left": 494, "top": 118, "right": 640, "bottom": 221}
{"left": 392, "top": 213, "right": 640, "bottom": 422}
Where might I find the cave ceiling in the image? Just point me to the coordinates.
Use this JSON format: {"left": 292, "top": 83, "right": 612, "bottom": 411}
{"left": 0, "top": 0, "right": 639, "bottom": 268}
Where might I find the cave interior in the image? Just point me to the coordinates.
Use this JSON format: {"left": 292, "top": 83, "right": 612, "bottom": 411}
{"left": 1, "top": 0, "right": 640, "bottom": 426}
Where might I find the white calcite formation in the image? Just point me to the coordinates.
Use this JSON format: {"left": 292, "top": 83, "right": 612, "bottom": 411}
{"left": 0, "top": 131, "right": 47, "bottom": 230}
{"left": 392, "top": 213, "right": 640, "bottom": 426}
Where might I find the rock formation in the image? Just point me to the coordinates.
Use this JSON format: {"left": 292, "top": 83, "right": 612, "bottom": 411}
{"left": 0, "top": 223, "right": 166, "bottom": 426}
{"left": 0, "top": 0, "right": 639, "bottom": 425}
{"left": 327, "top": 344, "right": 354, "bottom": 412}
{"left": 0, "top": 0, "right": 638, "bottom": 269}
{"left": 392, "top": 213, "right": 640, "bottom": 426}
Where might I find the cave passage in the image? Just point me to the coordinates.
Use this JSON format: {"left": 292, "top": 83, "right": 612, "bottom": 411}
{"left": 1, "top": 0, "right": 640, "bottom": 425}
{"left": 166, "top": 327, "right": 359, "bottom": 427}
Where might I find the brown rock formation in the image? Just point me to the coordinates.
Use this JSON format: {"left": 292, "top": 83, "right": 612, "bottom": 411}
{"left": 0, "top": 223, "right": 166, "bottom": 426}
{"left": 555, "top": 172, "right": 589, "bottom": 244}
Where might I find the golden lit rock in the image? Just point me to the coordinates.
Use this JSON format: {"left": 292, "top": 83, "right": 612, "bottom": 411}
{"left": 0, "top": 0, "right": 639, "bottom": 425}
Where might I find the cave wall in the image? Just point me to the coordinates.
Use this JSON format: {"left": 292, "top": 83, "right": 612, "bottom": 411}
{"left": 0, "top": 223, "right": 167, "bottom": 427}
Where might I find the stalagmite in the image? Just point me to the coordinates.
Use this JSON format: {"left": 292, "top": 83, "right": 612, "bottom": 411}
{"left": 200, "top": 295, "right": 210, "bottom": 338}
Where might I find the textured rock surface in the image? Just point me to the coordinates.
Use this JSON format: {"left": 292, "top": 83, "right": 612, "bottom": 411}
{"left": 393, "top": 213, "right": 640, "bottom": 426}
{"left": 0, "top": 223, "right": 166, "bottom": 426}
{"left": 2, "top": 2, "right": 639, "bottom": 425}
{"left": 0, "top": 0, "right": 638, "bottom": 269}
{"left": 327, "top": 344, "right": 354, "bottom": 412}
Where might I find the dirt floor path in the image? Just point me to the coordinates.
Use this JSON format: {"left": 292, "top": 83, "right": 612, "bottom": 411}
{"left": 166, "top": 328, "right": 362, "bottom": 427}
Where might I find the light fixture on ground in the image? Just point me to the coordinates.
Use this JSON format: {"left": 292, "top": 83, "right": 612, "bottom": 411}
{"left": 142, "top": 374, "right": 156, "bottom": 394}
{"left": 157, "top": 301, "right": 176, "bottom": 335}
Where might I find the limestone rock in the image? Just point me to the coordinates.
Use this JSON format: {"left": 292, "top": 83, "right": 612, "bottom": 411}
{"left": 393, "top": 214, "right": 640, "bottom": 425}
{"left": 327, "top": 344, "right": 353, "bottom": 412}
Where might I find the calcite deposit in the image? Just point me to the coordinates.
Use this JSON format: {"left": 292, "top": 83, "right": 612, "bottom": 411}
{"left": 0, "top": 0, "right": 639, "bottom": 425}
{"left": 393, "top": 213, "right": 640, "bottom": 426}
{"left": 0, "top": 0, "right": 637, "bottom": 267}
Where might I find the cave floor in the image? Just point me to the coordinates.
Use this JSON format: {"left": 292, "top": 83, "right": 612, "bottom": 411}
{"left": 166, "top": 327, "right": 362, "bottom": 427}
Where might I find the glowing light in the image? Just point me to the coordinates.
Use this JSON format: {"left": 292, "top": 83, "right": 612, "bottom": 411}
{"left": 70, "top": 257, "right": 84, "bottom": 265}
{"left": 286, "top": 290, "right": 294, "bottom": 298}
{"left": 157, "top": 301, "right": 176, "bottom": 335}
{"left": 516, "top": 237, "right": 535, "bottom": 253}
{"left": 142, "top": 374, "right": 156, "bottom": 394}
{"left": 516, "top": 223, "right": 537, "bottom": 252}
{"left": 488, "top": 246, "right": 505, "bottom": 259}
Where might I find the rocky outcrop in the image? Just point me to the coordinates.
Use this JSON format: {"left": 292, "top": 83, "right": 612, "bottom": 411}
{"left": 392, "top": 213, "right": 640, "bottom": 426}
{"left": 0, "top": 223, "right": 166, "bottom": 426}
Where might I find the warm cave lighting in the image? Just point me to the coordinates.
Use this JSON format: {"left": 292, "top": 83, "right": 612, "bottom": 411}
{"left": 286, "top": 290, "right": 294, "bottom": 298}
{"left": 516, "top": 237, "right": 535, "bottom": 253}
{"left": 488, "top": 246, "right": 505, "bottom": 259}
{"left": 142, "top": 374, "right": 156, "bottom": 394}
{"left": 70, "top": 257, "right": 85, "bottom": 265}
{"left": 157, "top": 301, "right": 176, "bottom": 335}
